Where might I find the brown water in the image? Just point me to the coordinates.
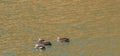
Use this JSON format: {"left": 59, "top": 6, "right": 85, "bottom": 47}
{"left": 0, "top": 0, "right": 120, "bottom": 56}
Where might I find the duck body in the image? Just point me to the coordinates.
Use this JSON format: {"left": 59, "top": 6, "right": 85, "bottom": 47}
{"left": 57, "top": 37, "right": 70, "bottom": 42}
{"left": 41, "top": 41, "right": 52, "bottom": 46}
{"left": 38, "top": 38, "right": 52, "bottom": 46}
{"left": 34, "top": 44, "right": 46, "bottom": 50}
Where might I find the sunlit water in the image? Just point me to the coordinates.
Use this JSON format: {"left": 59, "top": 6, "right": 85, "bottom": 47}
{"left": 0, "top": 0, "right": 120, "bottom": 56}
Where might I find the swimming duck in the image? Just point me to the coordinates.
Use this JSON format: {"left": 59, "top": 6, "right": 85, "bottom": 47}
{"left": 38, "top": 38, "right": 52, "bottom": 46}
{"left": 57, "top": 37, "right": 70, "bottom": 42}
{"left": 34, "top": 44, "right": 46, "bottom": 50}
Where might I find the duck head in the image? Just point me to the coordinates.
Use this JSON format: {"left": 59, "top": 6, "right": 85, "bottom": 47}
{"left": 38, "top": 38, "right": 45, "bottom": 43}
{"left": 57, "top": 37, "right": 60, "bottom": 40}
{"left": 34, "top": 44, "right": 39, "bottom": 49}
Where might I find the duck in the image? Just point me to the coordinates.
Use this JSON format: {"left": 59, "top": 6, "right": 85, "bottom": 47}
{"left": 34, "top": 44, "right": 46, "bottom": 50}
{"left": 38, "top": 38, "right": 52, "bottom": 46}
{"left": 57, "top": 37, "right": 70, "bottom": 42}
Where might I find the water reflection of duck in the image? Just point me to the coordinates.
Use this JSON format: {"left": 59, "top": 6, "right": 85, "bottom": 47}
{"left": 57, "top": 37, "right": 70, "bottom": 42}
{"left": 34, "top": 44, "right": 46, "bottom": 50}
{"left": 38, "top": 38, "right": 52, "bottom": 46}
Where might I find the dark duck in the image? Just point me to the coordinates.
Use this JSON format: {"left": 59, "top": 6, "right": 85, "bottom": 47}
{"left": 38, "top": 38, "right": 52, "bottom": 46}
{"left": 57, "top": 37, "right": 70, "bottom": 42}
{"left": 34, "top": 44, "right": 46, "bottom": 50}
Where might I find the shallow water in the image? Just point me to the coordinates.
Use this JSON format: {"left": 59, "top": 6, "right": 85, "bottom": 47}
{"left": 0, "top": 0, "right": 120, "bottom": 56}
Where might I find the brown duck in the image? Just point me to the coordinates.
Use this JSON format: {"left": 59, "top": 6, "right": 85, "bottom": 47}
{"left": 38, "top": 38, "right": 52, "bottom": 46}
{"left": 57, "top": 37, "right": 70, "bottom": 42}
{"left": 34, "top": 44, "right": 46, "bottom": 50}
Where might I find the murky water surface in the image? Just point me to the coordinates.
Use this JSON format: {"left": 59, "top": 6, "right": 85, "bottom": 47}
{"left": 0, "top": 0, "right": 120, "bottom": 56}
